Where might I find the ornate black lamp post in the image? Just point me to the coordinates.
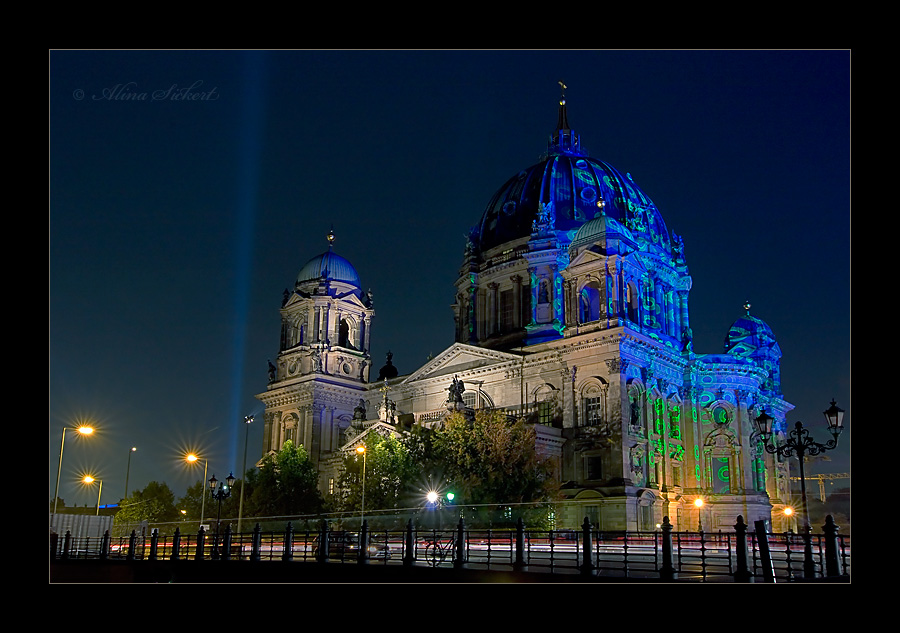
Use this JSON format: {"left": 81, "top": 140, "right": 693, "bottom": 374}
{"left": 755, "top": 400, "right": 845, "bottom": 578}
{"left": 208, "top": 472, "right": 235, "bottom": 559}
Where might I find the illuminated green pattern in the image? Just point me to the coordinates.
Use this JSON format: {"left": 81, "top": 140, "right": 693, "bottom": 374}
{"left": 668, "top": 405, "right": 681, "bottom": 439}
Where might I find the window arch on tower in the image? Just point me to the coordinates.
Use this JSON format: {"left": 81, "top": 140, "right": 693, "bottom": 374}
{"left": 626, "top": 281, "right": 640, "bottom": 324}
{"left": 579, "top": 280, "right": 602, "bottom": 324}
{"left": 578, "top": 378, "right": 608, "bottom": 427}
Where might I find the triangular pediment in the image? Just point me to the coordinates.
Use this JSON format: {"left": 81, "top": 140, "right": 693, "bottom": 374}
{"left": 401, "top": 342, "right": 521, "bottom": 384}
{"left": 339, "top": 421, "right": 401, "bottom": 452}
{"left": 566, "top": 248, "right": 606, "bottom": 271}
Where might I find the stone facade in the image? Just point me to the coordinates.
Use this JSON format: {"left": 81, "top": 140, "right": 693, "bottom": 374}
{"left": 256, "top": 92, "right": 795, "bottom": 532}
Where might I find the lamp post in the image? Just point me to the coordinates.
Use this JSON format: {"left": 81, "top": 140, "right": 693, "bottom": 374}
{"left": 356, "top": 445, "right": 367, "bottom": 527}
{"left": 694, "top": 497, "right": 704, "bottom": 532}
{"left": 53, "top": 424, "right": 94, "bottom": 519}
{"left": 124, "top": 446, "right": 137, "bottom": 500}
{"left": 237, "top": 415, "right": 252, "bottom": 533}
{"left": 186, "top": 454, "right": 208, "bottom": 529}
{"left": 755, "top": 399, "right": 845, "bottom": 578}
{"left": 83, "top": 475, "right": 103, "bottom": 516}
{"left": 208, "top": 472, "right": 235, "bottom": 559}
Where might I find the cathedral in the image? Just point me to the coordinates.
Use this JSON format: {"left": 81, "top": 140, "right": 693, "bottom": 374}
{"left": 255, "top": 88, "right": 795, "bottom": 532}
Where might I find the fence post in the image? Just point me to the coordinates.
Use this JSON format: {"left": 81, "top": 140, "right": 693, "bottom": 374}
{"left": 403, "top": 519, "right": 415, "bottom": 566}
{"left": 127, "top": 530, "right": 137, "bottom": 561}
{"left": 172, "top": 527, "right": 181, "bottom": 561}
{"left": 579, "top": 517, "right": 594, "bottom": 575}
{"left": 196, "top": 526, "right": 206, "bottom": 560}
{"left": 454, "top": 517, "right": 466, "bottom": 569}
{"left": 514, "top": 517, "right": 526, "bottom": 572}
{"left": 100, "top": 530, "right": 111, "bottom": 561}
{"left": 733, "top": 515, "right": 751, "bottom": 583}
{"left": 222, "top": 524, "right": 232, "bottom": 561}
{"left": 358, "top": 520, "right": 370, "bottom": 565}
{"left": 282, "top": 522, "right": 294, "bottom": 562}
{"left": 754, "top": 519, "right": 775, "bottom": 583}
{"left": 50, "top": 531, "right": 59, "bottom": 561}
{"left": 316, "top": 520, "right": 329, "bottom": 563}
{"left": 61, "top": 530, "right": 72, "bottom": 560}
{"left": 822, "top": 515, "right": 844, "bottom": 577}
{"left": 659, "top": 516, "right": 676, "bottom": 581}
{"left": 250, "top": 523, "right": 261, "bottom": 562}
{"left": 62, "top": 530, "right": 72, "bottom": 560}
{"left": 149, "top": 529, "right": 159, "bottom": 561}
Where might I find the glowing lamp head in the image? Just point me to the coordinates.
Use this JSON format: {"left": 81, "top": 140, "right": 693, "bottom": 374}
{"left": 426, "top": 491, "right": 438, "bottom": 504}
{"left": 77, "top": 426, "right": 94, "bottom": 435}
{"left": 784, "top": 506, "right": 794, "bottom": 516}
{"left": 694, "top": 498, "right": 704, "bottom": 508}
{"left": 83, "top": 475, "right": 95, "bottom": 485}
{"left": 186, "top": 454, "right": 198, "bottom": 463}
{"left": 356, "top": 445, "right": 366, "bottom": 455}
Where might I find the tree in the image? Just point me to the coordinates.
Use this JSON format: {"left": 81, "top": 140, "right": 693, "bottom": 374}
{"left": 433, "top": 410, "right": 559, "bottom": 508}
{"left": 114, "top": 481, "right": 179, "bottom": 526}
{"left": 333, "top": 432, "right": 419, "bottom": 517}
{"left": 244, "top": 440, "right": 322, "bottom": 518}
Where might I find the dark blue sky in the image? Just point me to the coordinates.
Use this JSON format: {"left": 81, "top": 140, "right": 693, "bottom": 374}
{"left": 50, "top": 50, "right": 850, "bottom": 507}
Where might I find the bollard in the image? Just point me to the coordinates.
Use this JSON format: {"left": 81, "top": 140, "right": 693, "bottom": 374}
{"left": 513, "top": 517, "right": 525, "bottom": 572}
{"left": 282, "top": 522, "right": 294, "bottom": 562}
{"left": 579, "top": 517, "right": 594, "bottom": 575}
{"left": 250, "top": 523, "right": 261, "bottom": 562}
{"left": 172, "top": 527, "right": 181, "bottom": 561}
{"left": 659, "top": 516, "right": 676, "bottom": 581}
{"left": 822, "top": 515, "right": 844, "bottom": 577}
{"left": 754, "top": 520, "right": 776, "bottom": 583}
{"left": 403, "top": 519, "right": 415, "bottom": 566}
{"left": 733, "top": 516, "right": 751, "bottom": 583}
{"left": 316, "top": 520, "right": 329, "bottom": 563}
{"left": 454, "top": 518, "right": 466, "bottom": 569}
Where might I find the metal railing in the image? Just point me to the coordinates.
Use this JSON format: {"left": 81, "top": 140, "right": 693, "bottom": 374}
{"left": 51, "top": 514, "right": 850, "bottom": 582}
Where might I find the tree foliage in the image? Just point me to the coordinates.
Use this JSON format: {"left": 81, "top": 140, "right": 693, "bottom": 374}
{"left": 244, "top": 440, "right": 322, "bottom": 518}
{"left": 333, "top": 432, "right": 420, "bottom": 515}
{"left": 114, "top": 481, "right": 180, "bottom": 525}
{"left": 432, "top": 410, "right": 559, "bottom": 506}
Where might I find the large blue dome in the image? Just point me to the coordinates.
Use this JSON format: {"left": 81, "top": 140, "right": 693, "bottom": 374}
{"left": 470, "top": 94, "right": 672, "bottom": 260}
{"left": 296, "top": 249, "right": 361, "bottom": 288}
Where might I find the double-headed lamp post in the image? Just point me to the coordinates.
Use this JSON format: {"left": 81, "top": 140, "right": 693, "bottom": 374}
{"left": 755, "top": 399, "right": 845, "bottom": 578}
{"left": 208, "top": 472, "right": 235, "bottom": 559}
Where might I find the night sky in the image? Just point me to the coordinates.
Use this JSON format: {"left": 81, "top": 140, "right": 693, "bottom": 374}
{"left": 49, "top": 50, "right": 851, "bottom": 509}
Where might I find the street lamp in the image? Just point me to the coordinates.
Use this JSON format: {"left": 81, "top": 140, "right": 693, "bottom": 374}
{"left": 82, "top": 475, "right": 103, "bottom": 516}
{"left": 53, "top": 424, "right": 94, "bottom": 519}
{"left": 208, "top": 472, "right": 235, "bottom": 559}
{"left": 237, "top": 415, "right": 253, "bottom": 533}
{"left": 356, "top": 445, "right": 367, "bottom": 527}
{"left": 694, "top": 497, "right": 704, "bottom": 532}
{"left": 755, "top": 399, "right": 846, "bottom": 578}
{"left": 124, "top": 446, "right": 137, "bottom": 500}
{"left": 186, "top": 453, "right": 208, "bottom": 529}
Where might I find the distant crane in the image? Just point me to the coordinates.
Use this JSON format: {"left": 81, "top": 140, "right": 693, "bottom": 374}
{"left": 791, "top": 473, "right": 850, "bottom": 501}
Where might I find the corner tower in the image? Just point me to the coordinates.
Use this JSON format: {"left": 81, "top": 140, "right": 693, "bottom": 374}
{"left": 256, "top": 230, "right": 375, "bottom": 472}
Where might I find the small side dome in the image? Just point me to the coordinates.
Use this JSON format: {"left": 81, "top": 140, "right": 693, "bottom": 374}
{"left": 724, "top": 302, "right": 780, "bottom": 359}
{"left": 296, "top": 230, "right": 361, "bottom": 289}
{"left": 297, "top": 250, "right": 361, "bottom": 288}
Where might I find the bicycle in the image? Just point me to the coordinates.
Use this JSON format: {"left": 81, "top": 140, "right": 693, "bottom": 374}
{"left": 422, "top": 536, "right": 454, "bottom": 566}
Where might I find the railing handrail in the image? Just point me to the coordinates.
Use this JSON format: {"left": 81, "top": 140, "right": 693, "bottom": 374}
{"left": 51, "top": 514, "right": 850, "bottom": 583}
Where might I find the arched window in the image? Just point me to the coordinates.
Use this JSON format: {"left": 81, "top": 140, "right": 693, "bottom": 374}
{"left": 626, "top": 282, "right": 640, "bottom": 324}
{"left": 579, "top": 280, "right": 602, "bottom": 324}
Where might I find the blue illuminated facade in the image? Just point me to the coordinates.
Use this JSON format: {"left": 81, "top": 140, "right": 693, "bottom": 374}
{"left": 259, "top": 88, "right": 796, "bottom": 532}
